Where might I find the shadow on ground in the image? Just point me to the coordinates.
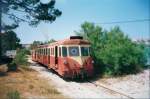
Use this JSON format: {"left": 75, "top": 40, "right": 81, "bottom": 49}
{"left": 0, "top": 72, "right": 8, "bottom": 77}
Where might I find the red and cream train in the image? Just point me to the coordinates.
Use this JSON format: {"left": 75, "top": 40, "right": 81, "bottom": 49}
{"left": 31, "top": 36, "right": 94, "bottom": 78}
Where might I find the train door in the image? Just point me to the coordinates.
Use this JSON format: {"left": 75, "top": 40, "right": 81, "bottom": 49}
{"left": 35, "top": 50, "right": 36, "bottom": 60}
{"left": 55, "top": 46, "right": 58, "bottom": 65}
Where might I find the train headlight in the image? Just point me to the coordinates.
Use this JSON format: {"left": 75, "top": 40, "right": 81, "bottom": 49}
{"left": 92, "top": 60, "right": 94, "bottom": 64}
{"left": 63, "top": 60, "right": 68, "bottom": 65}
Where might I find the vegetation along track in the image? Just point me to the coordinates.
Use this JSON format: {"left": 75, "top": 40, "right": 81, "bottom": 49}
{"left": 87, "top": 80, "right": 135, "bottom": 99}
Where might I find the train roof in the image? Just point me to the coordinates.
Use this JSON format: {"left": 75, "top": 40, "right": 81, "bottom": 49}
{"left": 37, "top": 36, "right": 90, "bottom": 48}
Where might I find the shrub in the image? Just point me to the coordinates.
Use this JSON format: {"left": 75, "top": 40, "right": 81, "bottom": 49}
{"left": 7, "top": 49, "right": 29, "bottom": 71}
{"left": 7, "top": 62, "right": 17, "bottom": 71}
{"left": 98, "top": 27, "right": 146, "bottom": 76}
{"left": 76, "top": 22, "right": 147, "bottom": 76}
{"left": 7, "top": 90, "right": 20, "bottom": 99}
{"left": 13, "top": 49, "right": 28, "bottom": 66}
{"left": 23, "top": 49, "right": 31, "bottom": 55}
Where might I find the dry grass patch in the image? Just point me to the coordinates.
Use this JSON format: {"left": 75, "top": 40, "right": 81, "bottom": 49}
{"left": 0, "top": 64, "right": 8, "bottom": 76}
{"left": 0, "top": 67, "right": 67, "bottom": 99}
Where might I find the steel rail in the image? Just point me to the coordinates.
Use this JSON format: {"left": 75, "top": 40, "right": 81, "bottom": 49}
{"left": 88, "top": 81, "right": 135, "bottom": 99}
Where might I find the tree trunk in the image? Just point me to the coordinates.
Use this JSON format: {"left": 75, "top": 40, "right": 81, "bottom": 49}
{"left": 0, "top": 0, "right": 2, "bottom": 62}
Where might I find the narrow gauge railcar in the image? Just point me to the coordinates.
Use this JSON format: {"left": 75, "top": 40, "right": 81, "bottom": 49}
{"left": 31, "top": 36, "right": 94, "bottom": 78}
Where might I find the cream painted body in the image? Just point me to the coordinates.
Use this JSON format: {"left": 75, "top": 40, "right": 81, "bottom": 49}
{"left": 69, "top": 56, "right": 90, "bottom": 67}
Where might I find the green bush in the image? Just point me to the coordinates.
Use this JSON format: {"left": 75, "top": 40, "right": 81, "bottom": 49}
{"left": 13, "top": 49, "right": 28, "bottom": 66}
{"left": 23, "top": 49, "right": 31, "bottom": 55}
{"left": 7, "top": 90, "right": 20, "bottom": 99}
{"left": 97, "top": 28, "right": 146, "bottom": 76}
{"left": 7, "top": 49, "right": 29, "bottom": 71}
{"left": 76, "top": 22, "right": 147, "bottom": 76}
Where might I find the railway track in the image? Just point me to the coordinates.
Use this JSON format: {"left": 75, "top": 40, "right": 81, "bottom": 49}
{"left": 87, "top": 80, "right": 134, "bottom": 99}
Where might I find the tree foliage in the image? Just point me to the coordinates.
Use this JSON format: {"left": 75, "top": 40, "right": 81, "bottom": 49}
{"left": 0, "top": 0, "right": 62, "bottom": 60}
{"left": 30, "top": 39, "right": 56, "bottom": 49}
{"left": 1, "top": 30, "right": 21, "bottom": 56}
{"left": 47, "top": 39, "right": 56, "bottom": 43}
{"left": 30, "top": 40, "right": 42, "bottom": 49}
{"left": 1, "top": 0, "right": 62, "bottom": 26}
{"left": 76, "top": 22, "right": 147, "bottom": 76}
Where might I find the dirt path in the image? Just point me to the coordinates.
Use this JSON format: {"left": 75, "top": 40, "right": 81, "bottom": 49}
{"left": 29, "top": 59, "right": 136, "bottom": 99}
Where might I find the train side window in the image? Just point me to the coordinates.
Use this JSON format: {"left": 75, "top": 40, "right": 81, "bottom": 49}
{"left": 41, "top": 49, "right": 43, "bottom": 55}
{"left": 59, "top": 47, "right": 61, "bottom": 57}
{"left": 50, "top": 48, "right": 51, "bottom": 55}
{"left": 51, "top": 48, "right": 52, "bottom": 55}
{"left": 51, "top": 48, "right": 53, "bottom": 55}
{"left": 47, "top": 48, "right": 49, "bottom": 55}
{"left": 43, "top": 48, "right": 45, "bottom": 55}
{"left": 46, "top": 48, "right": 47, "bottom": 55}
{"left": 53, "top": 48, "right": 54, "bottom": 55}
{"left": 49, "top": 48, "right": 50, "bottom": 55}
{"left": 62, "top": 47, "right": 67, "bottom": 57}
{"left": 43, "top": 49, "right": 45, "bottom": 55}
{"left": 47, "top": 48, "right": 48, "bottom": 55}
{"left": 42, "top": 49, "right": 43, "bottom": 55}
{"left": 48, "top": 48, "right": 50, "bottom": 55}
{"left": 52, "top": 48, "right": 53, "bottom": 55}
{"left": 45, "top": 48, "right": 46, "bottom": 55}
{"left": 44, "top": 48, "right": 46, "bottom": 55}
{"left": 52, "top": 48, "right": 54, "bottom": 55}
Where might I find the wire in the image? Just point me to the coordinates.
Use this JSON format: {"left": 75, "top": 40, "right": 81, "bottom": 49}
{"left": 94, "top": 19, "right": 150, "bottom": 24}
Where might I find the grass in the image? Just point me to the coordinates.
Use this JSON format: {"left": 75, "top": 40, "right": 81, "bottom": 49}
{"left": 7, "top": 90, "right": 20, "bottom": 99}
{"left": 0, "top": 66, "right": 67, "bottom": 99}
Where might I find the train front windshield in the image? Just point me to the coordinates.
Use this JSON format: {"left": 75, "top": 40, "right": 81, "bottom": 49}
{"left": 68, "top": 46, "right": 90, "bottom": 57}
{"left": 62, "top": 46, "right": 90, "bottom": 57}
{"left": 69, "top": 47, "right": 79, "bottom": 56}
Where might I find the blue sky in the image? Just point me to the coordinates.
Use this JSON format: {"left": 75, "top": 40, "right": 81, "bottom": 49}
{"left": 13, "top": 0, "right": 149, "bottom": 44}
